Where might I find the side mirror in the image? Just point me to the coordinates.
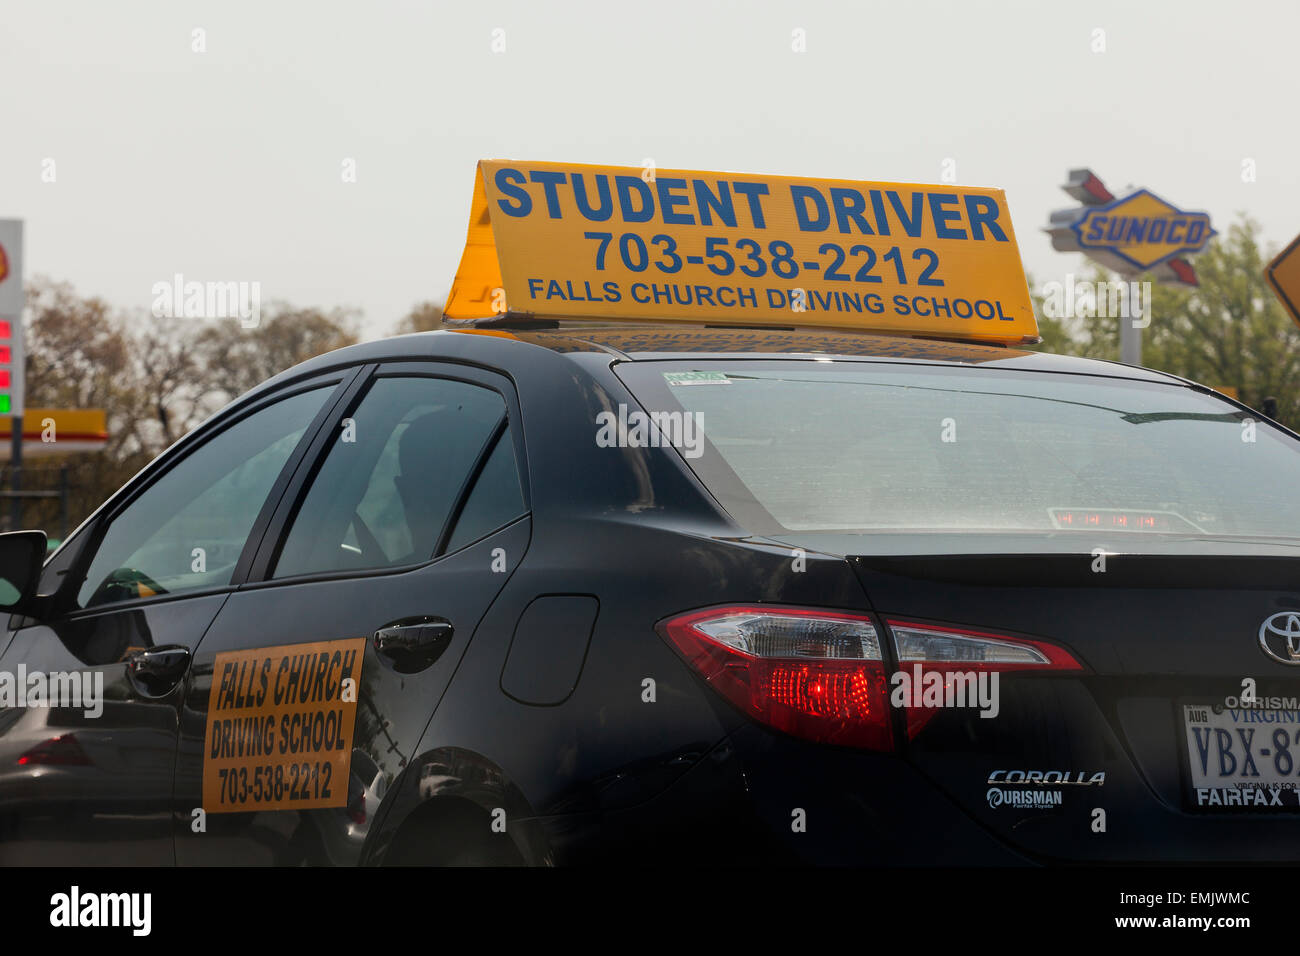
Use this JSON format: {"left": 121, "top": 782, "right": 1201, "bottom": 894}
{"left": 0, "top": 530, "right": 47, "bottom": 614}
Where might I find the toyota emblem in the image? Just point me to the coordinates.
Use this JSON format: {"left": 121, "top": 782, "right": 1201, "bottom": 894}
{"left": 1259, "top": 612, "right": 1300, "bottom": 665}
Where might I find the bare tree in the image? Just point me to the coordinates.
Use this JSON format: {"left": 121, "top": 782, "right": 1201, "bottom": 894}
{"left": 194, "top": 303, "right": 361, "bottom": 402}
{"left": 18, "top": 282, "right": 363, "bottom": 531}
{"left": 391, "top": 301, "right": 444, "bottom": 336}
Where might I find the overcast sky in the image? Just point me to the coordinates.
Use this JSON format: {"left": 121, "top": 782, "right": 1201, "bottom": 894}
{"left": 2, "top": 0, "right": 1296, "bottom": 339}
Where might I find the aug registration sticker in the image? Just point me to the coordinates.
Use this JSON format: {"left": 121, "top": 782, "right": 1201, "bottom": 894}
{"left": 202, "top": 638, "right": 365, "bottom": 813}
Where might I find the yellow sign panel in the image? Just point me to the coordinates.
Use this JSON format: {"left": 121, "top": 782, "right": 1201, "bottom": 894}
{"left": 1266, "top": 232, "right": 1300, "bottom": 329}
{"left": 445, "top": 160, "right": 1038, "bottom": 345}
{"left": 203, "top": 638, "right": 364, "bottom": 813}
{"left": 0, "top": 408, "right": 106, "bottom": 440}
{"left": 0, "top": 408, "right": 108, "bottom": 459}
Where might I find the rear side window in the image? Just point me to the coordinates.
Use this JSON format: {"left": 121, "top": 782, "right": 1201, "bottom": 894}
{"left": 273, "top": 376, "right": 509, "bottom": 577}
{"left": 444, "top": 429, "right": 526, "bottom": 552}
{"left": 617, "top": 361, "right": 1300, "bottom": 539}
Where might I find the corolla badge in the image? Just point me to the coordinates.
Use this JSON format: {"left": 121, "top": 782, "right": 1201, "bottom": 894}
{"left": 1259, "top": 612, "right": 1300, "bottom": 665}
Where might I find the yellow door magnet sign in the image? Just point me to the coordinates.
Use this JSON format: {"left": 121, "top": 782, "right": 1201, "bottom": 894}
{"left": 445, "top": 160, "right": 1038, "bottom": 345}
{"left": 202, "top": 637, "right": 365, "bottom": 813}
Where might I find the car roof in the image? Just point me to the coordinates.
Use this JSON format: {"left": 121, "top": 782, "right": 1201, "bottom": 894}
{"left": 255, "top": 323, "right": 1189, "bottom": 396}
{"left": 503, "top": 324, "right": 1179, "bottom": 378}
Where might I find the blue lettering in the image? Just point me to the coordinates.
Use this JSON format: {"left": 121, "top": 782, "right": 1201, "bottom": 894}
{"left": 656, "top": 178, "right": 695, "bottom": 225}
{"left": 830, "top": 188, "right": 874, "bottom": 235}
{"left": 928, "top": 193, "right": 967, "bottom": 240}
{"left": 1192, "top": 727, "right": 1213, "bottom": 775}
{"left": 494, "top": 167, "right": 531, "bottom": 217}
{"left": 694, "top": 180, "right": 736, "bottom": 228}
{"left": 964, "top": 195, "right": 1007, "bottom": 241}
{"left": 791, "top": 185, "right": 830, "bottom": 232}
{"left": 571, "top": 173, "right": 613, "bottom": 221}
{"left": 616, "top": 176, "right": 655, "bottom": 223}
{"left": 528, "top": 170, "right": 567, "bottom": 218}
{"left": 733, "top": 182, "right": 770, "bottom": 229}
{"left": 886, "top": 191, "right": 925, "bottom": 238}
{"left": 1215, "top": 728, "right": 1237, "bottom": 775}
{"left": 869, "top": 190, "right": 891, "bottom": 237}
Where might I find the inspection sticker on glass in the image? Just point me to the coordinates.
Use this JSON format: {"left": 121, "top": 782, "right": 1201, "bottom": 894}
{"left": 665, "top": 371, "right": 731, "bottom": 386}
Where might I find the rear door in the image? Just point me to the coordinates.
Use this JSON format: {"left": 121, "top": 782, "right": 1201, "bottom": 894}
{"left": 173, "top": 361, "right": 531, "bottom": 865}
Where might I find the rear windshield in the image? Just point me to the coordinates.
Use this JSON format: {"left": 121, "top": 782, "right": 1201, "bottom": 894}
{"left": 616, "top": 360, "right": 1300, "bottom": 539}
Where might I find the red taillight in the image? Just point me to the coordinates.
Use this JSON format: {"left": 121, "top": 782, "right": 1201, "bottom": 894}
{"left": 347, "top": 791, "right": 366, "bottom": 825}
{"left": 658, "top": 606, "right": 893, "bottom": 751}
{"left": 17, "top": 734, "right": 91, "bottom": 766}
{"left": 659, "top": 607, "right": 1085, "bottom": 750}
{"left": 887, "top": 619, "right": 1083, "bottom": 739}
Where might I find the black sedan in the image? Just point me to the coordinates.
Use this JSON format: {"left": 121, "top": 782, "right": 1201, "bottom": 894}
{"left": 0, "top": 322, "right": 1296, "bottom": 865}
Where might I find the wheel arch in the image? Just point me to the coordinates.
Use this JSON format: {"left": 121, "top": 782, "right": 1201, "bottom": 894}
{"left": 363, "top": 746, "right": 552, "bottom": 866}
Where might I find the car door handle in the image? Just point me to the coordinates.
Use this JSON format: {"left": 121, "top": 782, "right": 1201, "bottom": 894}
{"left": 373, "top": 617, "right": 454, "bottom": 674}
{"left": 125, "top": 645, "right": 191, "bottom": 697}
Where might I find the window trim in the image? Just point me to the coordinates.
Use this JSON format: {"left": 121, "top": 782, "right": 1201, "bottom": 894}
{"left": 240, "top": 361, "right": 530, "bottom": 589}
{"left": 437, "top": 415, "right": 512, "bottom": 556}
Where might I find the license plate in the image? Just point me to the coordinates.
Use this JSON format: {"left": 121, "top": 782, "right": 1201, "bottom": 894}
{"left": 1182, "top": 703, "right": 1300, "bottom": 809}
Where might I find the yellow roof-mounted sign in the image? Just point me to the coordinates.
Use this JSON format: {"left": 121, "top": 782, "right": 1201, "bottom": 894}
{"left": 445, "top": 160, "right": 1038, "bottom": 345}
